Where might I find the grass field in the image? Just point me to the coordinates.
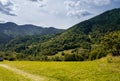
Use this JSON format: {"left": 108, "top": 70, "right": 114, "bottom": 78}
{"left": 0, "top": 56, "right": 120, "bottom": 81}
{"left": 0, "top": 66, "right": 31, "bottom": 81}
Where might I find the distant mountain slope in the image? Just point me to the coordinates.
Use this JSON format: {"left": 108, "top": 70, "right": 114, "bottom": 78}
{"left": 24, "top": 8, "right": 120, "bottom": 55}
{"left": 0, "top": 22, "right": 64, "bottom": 43}
{"left": 3, "top": 34, "right": 57, "bottom": 52}
{"left": 1, "top": 8, "right": 120, "bottom": 61}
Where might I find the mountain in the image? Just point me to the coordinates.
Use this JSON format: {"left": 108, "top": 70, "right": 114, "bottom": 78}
{"left": 21, "top": 8, "right": 120, "bottom": 55}
{"left": 21, "top": 8, "right": 119, "bottom": 55}
{"left": 1, "top": 8, "right": 120, "bottom": 61}
{"left": 0, "top": 22, "right": 64, "bottom": 43}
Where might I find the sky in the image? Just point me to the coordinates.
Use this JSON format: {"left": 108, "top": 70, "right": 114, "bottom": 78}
{"left": 0, "top": 0, "right": 120, "bottom": 29}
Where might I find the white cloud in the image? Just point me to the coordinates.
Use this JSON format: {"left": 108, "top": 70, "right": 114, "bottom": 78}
{"left": 0, "top": 0, "right": 120, "bottom": 29}
{"left": 67, "top": 10, "right": 92, "bottom": 18}
{"left": 64, "top": 0, "right": 112, "bottom": 8}
{"left": 28, "top": 0, "right": 47, "bottom": 8}
{"left": 37, "top": 0, "right": 47, "bottom": 8}
{"left": 29, "top": 0, "right": 38, "bottom": 2}
{"left": 28, "top": 0, "right": 43, "bottom": 2}
{"left": 64, "top": 0, "right": 117, "bottom": 18}
{"left": 84, "top": 0, "right": 111, "bottom": 6}
{"left": 0, "top": 0, "right": 18, "bottom": 16}
{"left": 0, "top": 18, "right": 7, "bottom": 23}
{"left": 64, "top": 0, "right": 92, "bottom": 18}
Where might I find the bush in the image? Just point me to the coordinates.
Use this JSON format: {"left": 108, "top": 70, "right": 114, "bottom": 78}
{"left": 64, "top": 54, "right": 84, "bottom": 61}
{"left": 107, "top": 54, "right": 113, "bottom": 63}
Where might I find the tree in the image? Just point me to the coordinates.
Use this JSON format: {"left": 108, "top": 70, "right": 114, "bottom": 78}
{"left": 101, "top": 31, "right": 120, "bottom": 56}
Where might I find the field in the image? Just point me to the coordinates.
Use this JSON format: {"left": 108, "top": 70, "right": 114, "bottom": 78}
{"left": 0, "top": 66, "right": 31, "bottom": 81}
{"left": 0, "top": 56, "right": 120, "bottom": 81}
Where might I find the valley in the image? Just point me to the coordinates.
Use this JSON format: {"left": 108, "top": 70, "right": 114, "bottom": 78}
{"left": 0, "top": 8, "right": 120, "bottom": 81}
{"left": 0, "top": 8, "right": 120, "bottom": 61}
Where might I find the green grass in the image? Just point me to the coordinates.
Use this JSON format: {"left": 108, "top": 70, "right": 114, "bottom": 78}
{"left": 1, "top": 56, "right": 120, "bottom": 81}
{"left": 0, "top": 66, "right": 31, "bottom": 81}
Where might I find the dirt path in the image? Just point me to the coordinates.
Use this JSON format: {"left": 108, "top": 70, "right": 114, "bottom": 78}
{"left": 0, "top": 64, "right": 44, "bottom": 81}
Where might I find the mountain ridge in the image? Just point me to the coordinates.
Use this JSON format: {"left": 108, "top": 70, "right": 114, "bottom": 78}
{"left": 0, "top": 8, "right": 120, "bottom": 61}
{"left": 0, "top": 22, "right": 64, "bottom": 44}
{"left": 24, "top": 8, "right": 120, "bottom": 55}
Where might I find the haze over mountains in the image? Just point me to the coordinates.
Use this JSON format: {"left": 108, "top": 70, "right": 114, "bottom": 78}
{"left": 0, "top": 8, "right": 120, "bottom": 61}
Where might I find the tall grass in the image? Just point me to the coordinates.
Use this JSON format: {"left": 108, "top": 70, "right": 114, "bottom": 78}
{"left": 2, "top": 56, "right": 120, "bottom": 81}
{"left": 0, "top": 66, "right": 31, "bottom": 81}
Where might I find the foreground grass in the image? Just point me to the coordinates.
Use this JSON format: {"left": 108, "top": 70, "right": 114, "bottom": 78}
{"left": 1, "top": 56, "right": 120, "bottom": 81}
{"left": 0, "top": 66, "right": 31, "bottom": 81}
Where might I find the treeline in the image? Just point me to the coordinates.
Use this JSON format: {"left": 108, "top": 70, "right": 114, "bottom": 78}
{"left": 48, "top": 31, "right": 120, "bottom": 61}
{"left": 16, "top": 8, "right": 120, "bottom": 57}
{"left": 0, "top": 8, "right": 120, "bottom": 61}
{"left": 0, "top": 31, "right": 120, "bottom": 61}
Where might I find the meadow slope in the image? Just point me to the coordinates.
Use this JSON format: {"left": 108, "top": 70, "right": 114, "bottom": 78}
{"left": 0, "top": 56, "right": 120, "bottom": 81}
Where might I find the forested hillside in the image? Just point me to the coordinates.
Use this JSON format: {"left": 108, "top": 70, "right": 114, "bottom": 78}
{"left": 0, "top": 8, "right": 120, "bottom": 61}
{"left": 0, "top": 22, "right": 63, "bottom": 44}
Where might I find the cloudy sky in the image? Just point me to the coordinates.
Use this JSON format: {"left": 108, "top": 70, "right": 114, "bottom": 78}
{"left": 0, "top": 0, "right": 120, "bottom": 29}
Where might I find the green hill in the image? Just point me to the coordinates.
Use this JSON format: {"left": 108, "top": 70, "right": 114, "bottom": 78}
{"left": 26, "top": 8, "right": 120, "bottom": 55}
{"left": 1, "top": 8, "right": 120, "bottom": 61}
{"left": 0, "top": 22, "right": 63, "bottom": 44}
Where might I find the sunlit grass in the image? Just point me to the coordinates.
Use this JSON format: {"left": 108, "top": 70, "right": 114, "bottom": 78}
{"left": 2, "top": 56, "right": 120, "bottom": 81}
{"left": 0, "top": 65, "right": 31, "bottom": 81}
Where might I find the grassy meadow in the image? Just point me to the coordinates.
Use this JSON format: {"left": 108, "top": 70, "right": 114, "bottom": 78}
{"left": 0, "top": 56, "right": 120, "bottom": 81}
{"left": 0, "top": 67, "right": 31, "bottom": 81}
